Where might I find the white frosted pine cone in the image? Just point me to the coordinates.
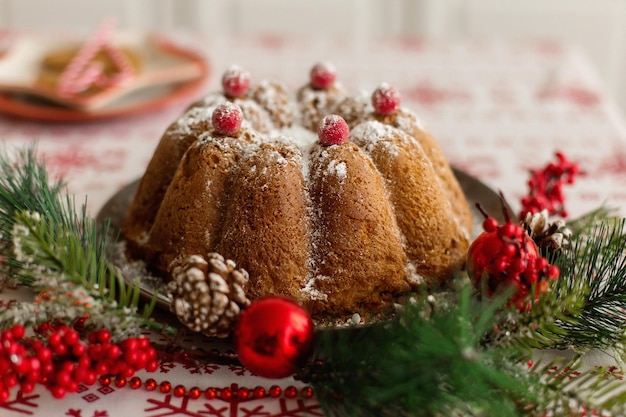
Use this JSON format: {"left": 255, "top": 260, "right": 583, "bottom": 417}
{"left": 521, "top": 209, "right": 572, "bottom": 250}
{"left": 168, "top": 253, "right": 250, "bottom": 338}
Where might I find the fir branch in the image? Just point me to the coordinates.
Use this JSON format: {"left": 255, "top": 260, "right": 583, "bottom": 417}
{"left": 0, "top": 146, "right": 66, "bottom": 233}
{"left": 0, "top": 145, "right": 66, "bottom": 286}
{"left": 555, "top": 219, "right": 626, "bottom": 350}
{"left": 307, "top": 288, "right": 536, "bottom": 417}
{"left": 566, "top": 205, "right": 619, "bottom": 236}
{"left": 511, "top": 218, "right": 626, "bottom": 356}
{"left": 0, "top": 146, "right": 174, "bottom": 339}
{"left": 308, "top": 285, "right": 626, "bottom": 416}
{"left": 524, "top": 360, "right": 626, "bottom": 417}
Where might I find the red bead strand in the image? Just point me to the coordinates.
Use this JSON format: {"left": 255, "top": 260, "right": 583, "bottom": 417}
{"left": 173, "top": 385, "right": 186, "bottom": 397}
{"left": 95, "top": 374, "right": 314, "bottom": 400}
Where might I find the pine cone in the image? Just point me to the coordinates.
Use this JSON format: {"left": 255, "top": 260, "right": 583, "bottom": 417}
{"left": 168, "top": 253, "right": 250, "bottom": 338}
{"left": 521, "top": 210, "right": 572, "bottom": 250}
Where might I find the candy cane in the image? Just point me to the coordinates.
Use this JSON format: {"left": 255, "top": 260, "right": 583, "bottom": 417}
{"left": 98, "top": 42, "right": 135, "bottom": 88}
{"left": 56, "top": 19, "right": 135, "bottom": 97}
{"left": 68, "top": 61, "right": 104, "bottom": 94}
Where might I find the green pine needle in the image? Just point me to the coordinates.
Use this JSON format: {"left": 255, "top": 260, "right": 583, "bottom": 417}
{"left": 308, "top": 288, "right": 536, "bottom": 417}
{"left": 525, "top": 361, "right": 626, "bottom": 416}
{"left": 512, "top": 216, "right": 626, "bottom": 355}
{"left": 0, "top": 146, "right": 66, "bottom": 236}
{"left": 0, "top": 145, "right": 173, "bottom": 338}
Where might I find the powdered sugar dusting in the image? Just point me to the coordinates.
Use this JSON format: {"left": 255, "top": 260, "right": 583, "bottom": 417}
{"left": 300, "top": 276, "right": 329, "bottom": 301}
{"left": 396, "top": 109, "right": 426, "bottom": 132}
{"left": 405, "top": 262, "right": 425, "bottom": 286}
{"left": 274, "top": 126, "right": 317, "bottom": 179}
{"left": 326, "top": 159, "right": 347, "bottom": 182}
{"left": 351, "top": 120, "right": 395, "bottom": 142}
{"left": 173, "top": 104, "right": 217, "bottom": 135}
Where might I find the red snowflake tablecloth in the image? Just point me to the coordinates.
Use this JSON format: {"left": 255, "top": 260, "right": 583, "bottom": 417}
{"left": 1, "top": 35, "right": 626, "bottom": 417}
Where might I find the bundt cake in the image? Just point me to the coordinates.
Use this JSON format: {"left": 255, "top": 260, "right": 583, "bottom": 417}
{"left": 122, "top": 63, "right": 473, "bottom": 321}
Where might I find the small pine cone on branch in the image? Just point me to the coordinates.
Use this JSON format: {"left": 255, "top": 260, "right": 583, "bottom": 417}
{"left": 168, "top": 253, "right": 251, "bottom": 338}
{"left": 521, "top": 209, "right": 572, "bottom": 250}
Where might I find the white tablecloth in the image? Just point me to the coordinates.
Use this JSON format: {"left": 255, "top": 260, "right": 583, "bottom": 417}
{"left": 1, "top": 35, "right": 626, "bottom": 417}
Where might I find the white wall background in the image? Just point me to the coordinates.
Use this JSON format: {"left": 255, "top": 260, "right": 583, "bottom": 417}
{"left": 0, "top": 0, "right": 625, "bottom": 116}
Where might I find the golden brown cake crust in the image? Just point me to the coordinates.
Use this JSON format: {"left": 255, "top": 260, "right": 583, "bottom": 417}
{"left": 307, "top": 141, "right": 410, "bottom": 314}
{"left": 217, "top": 141, "right": 310, "bottom": 303}
{"left": 249, "top": 81, "right": 294, "bottom": 128}
{"left": 373, "top": 110, "right": 473, "bottom": 237}
{"left": 146, "top": 133, "right": 254, "bottom": 273}
{"left": 296, "top": 84, "right": 347, "bottom": 131}
{"left": 121, "top": 110, "right": 212, "bottom": 253}
{"left": 351, "top": 121, "right": 469, "bottom": 286}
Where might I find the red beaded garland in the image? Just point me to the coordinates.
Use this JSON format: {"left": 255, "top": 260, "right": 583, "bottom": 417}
{"left": 221, "top": 387, "right": 233, "bottom": 400}
{"left": 188, "top": 387, "right": 201, "bottom": 399}
{"left": 301, "top": 386, "right": 314, "bottom": 399}
{"left": 129, "top": 376, "right": 142, "bottom": 389}
{"left": 237, "top": 388, "right": 250, "bottom": 400}
{"left": 144, "top": 378, "right": 157, "bottom": 391}
{"left": 173, "top": 385, "right": 186, "bottom": 397}
{"left": 269, "top": 385, "right": 282, "bottom": 398}
{"left": 159, "top": 381, "right": 172, "bottom": 393}
{"left": 93, "top": 374, "right": 315, "bottom": 401}
{"left": 284, "top": 386, "right": 297, "bottom": 398}
{"left": 205, "top": 387, "right": 218, "bottom": 399}
{"left": 114, "top": 376, "right": 126, "bottom": 388}
{"left": 254, "top": 386, "right": 266, "bottom": 398}
{"left": 0, "top": 318, "right": 317, "bottom": 405}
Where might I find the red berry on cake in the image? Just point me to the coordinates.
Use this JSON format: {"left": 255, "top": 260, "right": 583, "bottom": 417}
{"left": 318, "top": 114, "right": 350, "bottom": 146}
{"left": 372, "top": 83, "right": 401, "bottom": 115}
{"left": 222, "top": 65, "right": 251, "bottom": 98}
{"left": 310, "top": 62, "right": 337, "bottom": 90}
{"left": 212, "top": 102, "right": 243, "bottom": 136}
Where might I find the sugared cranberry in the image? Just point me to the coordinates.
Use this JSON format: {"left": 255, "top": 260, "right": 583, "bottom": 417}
{"left": 372, "top": 83, "right": 401, "bottom": 115}
{"left": 222, "top": 65, "right": 250, "bottom": 98}
{"left": 310, "top": 62, "right": 336, "bottom": 90}
{"left": 212, "top": 103, "right": 244, "bottom": 136}
{"left": 318, "top": 114, "right": 350, "bottom": 146}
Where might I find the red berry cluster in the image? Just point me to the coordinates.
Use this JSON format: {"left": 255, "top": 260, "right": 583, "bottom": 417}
{"left": 468, "top": 216, "right": 560, "bottom": 311}
{"left": 0, "top": 324, "right": 158, "bottom": 402}
{"left": 520, "top": 152, "right": 580, "bottom": 219}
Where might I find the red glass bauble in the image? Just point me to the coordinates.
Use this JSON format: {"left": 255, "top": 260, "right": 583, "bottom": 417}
{"left": 234, "top": 296, "right": 315, "bottom": 379}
